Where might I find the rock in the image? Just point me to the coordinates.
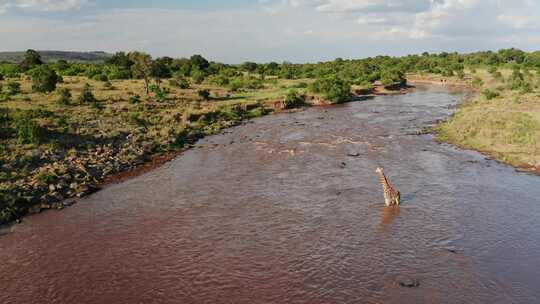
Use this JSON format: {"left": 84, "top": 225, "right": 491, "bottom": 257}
{"left": 347, "top": 152, "right": 361, "bottom": 157}
{"left": 397, "top": 278, "right": 420, "bottom": 288}
{"left": 339, "top": 162, "right": 347, "bottom": 168}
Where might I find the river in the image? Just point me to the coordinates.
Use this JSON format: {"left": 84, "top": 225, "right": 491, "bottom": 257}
{"left": 1, "top": 86, "right": 539, "bottom": 303}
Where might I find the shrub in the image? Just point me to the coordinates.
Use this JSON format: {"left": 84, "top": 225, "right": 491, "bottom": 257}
{"left": 283, "top": 89, "right": 305, "bottom": 109}
{"left": 16, "top": 118, "right": 45, "bottom": 144}
{"left": 229, "top": 78, "right": 243, "bottom": 92}
{"left": 6, "top": 81, "right": 21, "bottom": 96}
{"left": 309, "top": 76, "right": 351, "bottom": 104}
{"left": 380, "top": 68, "right": 406, "bottom": 86}
{"left": 178, "top": 77, "right": 191, "bottom": 89}
{"left": 0, "top": 109, "right": 11, "bottom": 138}
{"left": 191, "top": 69, "right": 206, "bottom": 84}
{"left": 56, "top": 88, "right": 72, "bottom": 105}
{"left": 93, "top": 74, "right": 109, "bottom": 82}
{"left": 243, "top": 77, "right": 264, "bottom": 90}
{"left": 472, "top": 77, "right": 484, "bottom": 88}
{"left": 150, "top": 85, "right": 170, "bottom": 102}
{"left": 170, "top": 76, "right": 190, "bottom": 89}
{"left": 197, "top": 89, "right": 211, "bottom": 100}
{"left": 30, "top": 65, "right": 60, "bottom": 93}
{"left": 0, "top": 72, "right": 4, "bottom": 80}
{"left": 78, "top": 83, "right": 97, "bottom": 104}
{"left": 129, "top": 94, "right": 142, "bottom": 104}
{"left": 290, "top": 82, "right": 308, "bottom": 89}
{"left": 211, "top": 75, "right": 230, "bottom": 86}
{"left": 482, "top": 89, "right": 500, "bottom": 100}
{"left": 441, "top": 69, "right": 454, "bottom": 77}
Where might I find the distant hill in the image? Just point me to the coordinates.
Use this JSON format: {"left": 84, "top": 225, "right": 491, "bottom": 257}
{"left": 0, "top": 50, "right": 112, "bottom": 63}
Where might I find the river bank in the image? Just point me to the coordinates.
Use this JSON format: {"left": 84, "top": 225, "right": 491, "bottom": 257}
{"left": 409, "top": 71, "right": 540, "bottom": 175}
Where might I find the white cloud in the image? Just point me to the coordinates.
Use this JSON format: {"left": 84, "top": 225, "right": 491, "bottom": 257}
{"left": 0, "top": 0, "right": 11, "bottom": 13}
{"left": 0, "top": 0, "right": 540, "bottom": 62}
{"left": 0, "top": 0, "right": 86, "bottom": 12}
{"left": 316, "top": 0, "right": 432, "bottom": 13}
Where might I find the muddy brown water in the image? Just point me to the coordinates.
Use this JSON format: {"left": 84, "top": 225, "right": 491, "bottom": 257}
{"left": 1, "top": 86, "right": 540, "bottom": 303}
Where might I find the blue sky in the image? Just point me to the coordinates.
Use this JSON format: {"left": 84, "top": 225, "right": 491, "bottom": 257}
{"left": 1, "top": 0, "right": 540, "bottom": 63}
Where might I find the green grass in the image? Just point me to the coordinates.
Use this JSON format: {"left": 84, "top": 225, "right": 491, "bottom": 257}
{"left": 0, "top": 74, "right": 321, "bottom": 224}
{"left": 435, "top": 69, "right": 540, "bottom": 168}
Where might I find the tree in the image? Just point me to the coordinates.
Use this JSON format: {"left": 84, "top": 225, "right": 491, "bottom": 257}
{"left": 256, "top": 64, "right": 267, "bottom": 80}
{"left": 106, "top": 52, "right": 134, "bottom": 68}
{"left": 106, "top": 52, "right": 134, "bottom": 79}
{"left": 20, "top": 49, "right": 43, "bottom": 71}
{"left": 55, "top": 60, "right": 70, "bottom": 72}
{"left": 128, "top": 52, "right": 153, "bottom": 95}
{"left": 190, "top": 54, "right": 210, "bottom": 71}
{"left": 241, "top": 62, "right": 258, "bottom": 73}
{"left": 309, "top": 76, "right": 351, "bottom": 104}
{"left": 30, "top": 65, "right": 60, "bottom": 93}
{"left": 171, "top": 58, "right": 192, "bottom": 76}
{"left": 151, "top": 58, "right": 172, "bottom": 89}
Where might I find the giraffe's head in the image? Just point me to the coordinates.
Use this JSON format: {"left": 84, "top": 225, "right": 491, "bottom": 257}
{"left": 375, "top": 167, "right": 383, "bottom": 174}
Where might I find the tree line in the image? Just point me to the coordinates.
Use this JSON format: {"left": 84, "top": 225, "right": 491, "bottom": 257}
{"left": 1, "top": 48, "right": 540, "bottom": 103}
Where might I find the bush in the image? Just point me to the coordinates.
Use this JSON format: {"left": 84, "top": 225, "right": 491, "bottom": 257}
{"left": 16, "top": 118, "right": 45, "bottom": 144}
{"left": 149, "top": 85, "right": 170, "bottom": 102}
{"left": 30, "top": 65, "right": 60, "bottom": 93}
{"left": 92, "top": 74, "right": 109, "bottom": 82}
{"left": 78, "top": 83, "right": 97, "bottom": 104}
{"left": 0, "top": 109, "right": 11, "bottom": 138}
{"left": 472, "top": 77, "right": 484, "bottom": 88}
{"left": 309, "top": 76, "right": 351, "bottom": 104}
{"left": 6, "top": 81, "right": 21, "bottom": 96}
{"left": 170, "top": 76, "right": 190, "bottom": 89}
{"left": 290, "top": 82, "right": 308, "bottom": 89}
{"left": 179, "top": 77, "right": 191, "bottom": 89}
{"left": 191, "top": 69, "right": 206, "bottom": 84}
{"left": 211, "top": 75, "right": 230, "bottom": 86}
{"left": 283, "top": 89, "right": 305, "bottom": 109}
{"left": 229, "top": 78, "right": 243, "bottom": 92}
{"left": 0, "top": 73, "right": 4, "bottom": 81}
{"left": 129, "top": 94, "right": 142, "bottom": 104}
{"left": 482, "top": 89, "right": 500, "bottom": 100}
{"left": 56, "top": 88, "right": 72, "bottom": 105}
{"left": 198, "top": 89, "right": 211, "bottom": 100}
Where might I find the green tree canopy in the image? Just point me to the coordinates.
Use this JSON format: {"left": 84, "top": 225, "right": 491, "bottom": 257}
{"left": 30, "top": 65, "right": 60, "bottom": 93}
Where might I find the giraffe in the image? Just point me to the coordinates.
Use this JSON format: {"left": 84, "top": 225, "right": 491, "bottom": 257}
{"left": 375, "top": 167, "right": 401, "bottom": 206}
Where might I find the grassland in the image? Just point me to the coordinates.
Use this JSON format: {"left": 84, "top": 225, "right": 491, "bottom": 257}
{"left": 0, "top": 75, "right": 321, "bottom": 224}
{"left": 429, "top": 69, "right": 540, "bottom": 172}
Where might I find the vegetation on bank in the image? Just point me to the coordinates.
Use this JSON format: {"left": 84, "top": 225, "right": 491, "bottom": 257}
{"left": 1, "top": 48, "right": 540, "bottom": 224}
{"left": 435, "top": 68, "right": 540, "bottom": 170}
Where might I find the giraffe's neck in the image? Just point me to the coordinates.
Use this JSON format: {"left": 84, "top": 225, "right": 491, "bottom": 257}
{"left": 377, "top": 171, "right": 392, "bottom": 192}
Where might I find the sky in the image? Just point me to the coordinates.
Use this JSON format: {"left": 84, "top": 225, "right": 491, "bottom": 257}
{"left": 1, "top": 0, "right": 540, "bottom": 63}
